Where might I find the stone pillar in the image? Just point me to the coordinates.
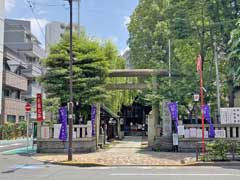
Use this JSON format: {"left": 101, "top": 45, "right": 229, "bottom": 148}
{"left": 162, "top": 99, "right": 172, "bottom": 137}
{"left": 95, "top": 103, "right": 101, "bottom": 146}
{"left": 148, "top": 111, "right": 155, "bottom": 146}
{"left": 148, "top": 76, "right": 159, "bottom": 146}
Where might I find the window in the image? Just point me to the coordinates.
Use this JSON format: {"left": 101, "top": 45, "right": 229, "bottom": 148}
{"left": 7, "top": 115, "right": 16, "bottom": 123}
{"left": 4, "top": 89, "right": 10, "bottom": 97}
{"left": 19, "top": 116, "right": 25, "bottom": 121}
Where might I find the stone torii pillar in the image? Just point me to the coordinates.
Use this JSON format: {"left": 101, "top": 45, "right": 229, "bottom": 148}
{"left": 148, "top": 76, "right": 160, "bottom": 146}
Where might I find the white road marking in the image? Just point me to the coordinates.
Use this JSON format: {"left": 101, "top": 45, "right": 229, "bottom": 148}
{"left": 0, "top": 143, "right": 22, "bottom": 148}
{"left": 110, "top": 173, "right": 240, "bottom": 176}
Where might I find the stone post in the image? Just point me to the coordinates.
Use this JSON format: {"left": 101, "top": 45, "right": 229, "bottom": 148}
{"left": 148, "top": 76, "right": 159, "bottom": 146}
{"left": 162, "top": 99, "right": 172, "bottom": 137}
{"left": 148, "top": 111, "right": 155, "bottom": 146}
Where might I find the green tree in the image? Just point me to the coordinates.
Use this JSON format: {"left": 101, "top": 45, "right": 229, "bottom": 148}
{"left": 41, "top": 32, "right": 109, "bottom": 123}
{"left": 103, "top": 41, "right": 137, "bottom": 113}
{"left": 128, "top": 0, "right": 239, "bottom": 119}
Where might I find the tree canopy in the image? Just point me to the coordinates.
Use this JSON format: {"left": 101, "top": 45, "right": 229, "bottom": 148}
{"left": 128, "top": 0, "right": 240, "bottom": 118}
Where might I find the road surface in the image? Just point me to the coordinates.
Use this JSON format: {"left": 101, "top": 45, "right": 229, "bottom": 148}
{"left": 0, "top": 153, "right": 240, "bottom": 180}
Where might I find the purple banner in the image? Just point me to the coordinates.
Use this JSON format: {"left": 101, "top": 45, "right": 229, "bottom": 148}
{"left": 59, "top": 106, "right": 68, "bottom": 141}
{"left": 91, "top": 105, "right": 96, "bottom": 136}
{"left": 168, "top": 102, "right": 179, "bottom": 133}
{"left": 203, "top": 104, "right": 215, "bottom": 138}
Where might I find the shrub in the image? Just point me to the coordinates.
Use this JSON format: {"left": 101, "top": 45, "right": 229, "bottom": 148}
{"left": 0, "top": 122, "right": 27, "bottom": 140}
{"left": 206, "top": 140, "right": 229, "bottom": 161}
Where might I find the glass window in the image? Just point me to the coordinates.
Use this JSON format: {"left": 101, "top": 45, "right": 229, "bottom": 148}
{"left": 19, "top": 116, "right": 25, "bottom": 121}
{"left": 7, "top": 115, "right": 16, "bottom": 123}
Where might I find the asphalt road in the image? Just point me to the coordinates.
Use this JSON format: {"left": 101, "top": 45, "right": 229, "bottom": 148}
{"left": 0, "top": 140, "right": 28, "bottom": 152}
{"left": 0, "top": 153, "right": 240, "bottom": 180}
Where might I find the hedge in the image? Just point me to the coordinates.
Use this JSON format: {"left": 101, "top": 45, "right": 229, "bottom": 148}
{"left": 0, "top": 122, "right": 27, "bottom": 140}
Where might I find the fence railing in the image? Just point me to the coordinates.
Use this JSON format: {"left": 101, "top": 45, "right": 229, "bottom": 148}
{"left": 183, "top": 124, "right": 240, "bottom": 139}
{"left": 38, "top": 121, "right": 93, "bottom": 140}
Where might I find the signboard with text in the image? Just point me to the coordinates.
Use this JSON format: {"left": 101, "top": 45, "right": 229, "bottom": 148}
{"left": 220, "top": 108, "right": 240, "bottom": 124}
{"left": 36, "top": 93, "right": 43, "bottom": 122}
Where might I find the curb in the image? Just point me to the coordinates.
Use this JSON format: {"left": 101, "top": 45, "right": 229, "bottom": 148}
{"left": 194, "top": 161, "right": 240, "bottom": 167}
{"left": 32, "top": 157, "right": 199, "bottom": 167}
{"left": 34, "top": 159, "right": 240, "bottom": 167}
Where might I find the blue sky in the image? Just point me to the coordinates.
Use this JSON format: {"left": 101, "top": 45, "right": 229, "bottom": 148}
{"left": 5, "top": 0, "right": 139, "bottom": 54}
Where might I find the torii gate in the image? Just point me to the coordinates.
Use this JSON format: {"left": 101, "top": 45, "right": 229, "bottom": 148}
{"left": 95, "top": 69, "right": 169, "bottom": 146}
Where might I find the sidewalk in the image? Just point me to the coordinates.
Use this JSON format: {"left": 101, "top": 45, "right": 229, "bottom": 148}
{"left": 33, "top": 136, "right": 197, "bottom": 166}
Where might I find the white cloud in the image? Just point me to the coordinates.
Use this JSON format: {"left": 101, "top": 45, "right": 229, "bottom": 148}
{"left": 21, "top": 18, "right": 49, "bottom": 47}
{"left": 5, "top": 0, "right": 16, "bottom": 13}
{"left": 124, "top": 16, "right": 131, "bottom": 27}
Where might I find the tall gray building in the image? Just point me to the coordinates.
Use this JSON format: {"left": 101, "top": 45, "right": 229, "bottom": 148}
{"left": 0, "top": 0, "right": 4, "bottom": 118}
{"left": 2, "top": 19, "right": 46, "bottom": 123}
{"left": 45, "top": 21, "right": 81, "bottom": 54}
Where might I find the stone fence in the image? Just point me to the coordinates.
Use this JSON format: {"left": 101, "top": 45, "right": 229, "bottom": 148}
{"left": 37, "top": 122, "right": 96, "bottom": 153}
{"left": 183, "top": 124, "right": 240, "bottom": 139}
{"left": 178, "top": 124, "right": 240, "bottom": 152}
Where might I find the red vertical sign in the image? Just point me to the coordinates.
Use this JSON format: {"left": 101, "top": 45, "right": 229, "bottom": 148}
{"left": 196, "top": 54, "right": 205, "bottom": 154}
{"left": 36, "top": 93, "right": 43, "bottom": 122}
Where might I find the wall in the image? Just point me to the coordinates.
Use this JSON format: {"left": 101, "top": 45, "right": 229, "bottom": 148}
{"left": 0, "top": 0, "right": 5, "bottom": 116}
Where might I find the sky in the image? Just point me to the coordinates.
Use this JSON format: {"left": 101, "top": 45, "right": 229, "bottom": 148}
{"left": 4, "top": 0, "right": 139, "bottom": 54}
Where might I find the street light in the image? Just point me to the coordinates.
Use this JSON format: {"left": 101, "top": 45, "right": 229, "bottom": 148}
{"left": 67, "top": 0, "right": 74, "bottom": 161}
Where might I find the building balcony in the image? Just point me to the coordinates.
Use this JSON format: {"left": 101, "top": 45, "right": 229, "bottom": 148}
{"left": 3, "top": 71, "right": 28, "bottom": 91}
{"left": 5, "top": 42, "right": 46, "bottom": 58}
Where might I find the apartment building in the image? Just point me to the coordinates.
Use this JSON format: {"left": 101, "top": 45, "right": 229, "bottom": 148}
{"left": 45, "top": 21, "right": 80, "bottom": 54}
{"left": 1, "top": 19, "right": 46, "bottom": 123}
{"left": 0, "top": 0, "right": 5, "bottom": 121}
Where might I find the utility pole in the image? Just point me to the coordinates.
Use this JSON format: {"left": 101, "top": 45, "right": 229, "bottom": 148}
{"left": 68, "top": 0, "right": 74, "bottom": 161}
{"left": 168, "top": 39, "right": 171, "bottom": 86}
{"left": 78, "top": 0, "right": 81, "bottom": 37}
{"left": 214, "top": 39, "right": 221, "bottom": 123}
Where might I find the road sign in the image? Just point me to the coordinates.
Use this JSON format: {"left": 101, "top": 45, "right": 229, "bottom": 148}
{"left": 25, "top": 103, "right": 31, "bottom": 112}
{"left": 36, "top": 93, "right": 43, "bottom": 122}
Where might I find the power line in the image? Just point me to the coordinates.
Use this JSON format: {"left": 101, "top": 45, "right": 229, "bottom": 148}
{"left": 26, "top": 0, "right": 46, "bottom": 41}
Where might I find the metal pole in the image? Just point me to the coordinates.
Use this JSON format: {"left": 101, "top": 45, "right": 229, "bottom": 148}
{"left": 78, "top": 0, "right": 81, "bottom": 37}
{"left": 168, "top": 39, "right": 171, "bottom": 86}
{"left": 198, "top": 55, "right": 205, "bottom": 155}
{"left": 26, "top": 111, "right": 29, "bottom": 153}
{"left": 68, "top": 0, "right": 73, "bottom": 161}
{"left": 214, "top": 40, "right": 221, "bottom": 124}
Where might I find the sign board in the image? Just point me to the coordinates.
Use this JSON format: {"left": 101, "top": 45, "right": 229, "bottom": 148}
{"left": 178, "top": 125, "right": 185, "bottom": 136}
{"left": 193, "top": 94, "right": 199, "bottom": 102}
{"left": 25, "top": 103, "right": 31, "bottom": 112}
{"left": 36, "top": 93, "right": 43, "bottom": 122}
{"left": 173, "top": 133, "right": 178, "bottom": 145}
{"left": 162, "top": 100, "right": 172, "bottom": 137}
{"left": 41, "top": 127, "right": 49, "bottom": 139}
{"left": 53, "top": 124, "right": 61, "bottom": 139}
{"left": 220, "top": 108, "right": 240, "bottom": 124}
